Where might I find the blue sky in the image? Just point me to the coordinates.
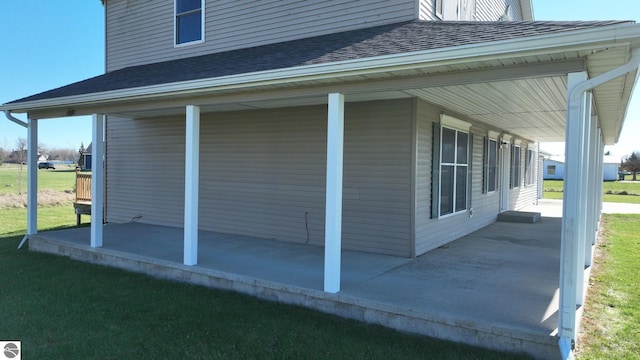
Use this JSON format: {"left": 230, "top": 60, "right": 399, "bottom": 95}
{"left": 1, "top": 0, "right": 639, "bottom": 155}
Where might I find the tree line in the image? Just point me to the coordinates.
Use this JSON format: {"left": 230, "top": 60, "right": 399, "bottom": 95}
{"left": 0, "top": 138, "right": 86, "bottom": 164}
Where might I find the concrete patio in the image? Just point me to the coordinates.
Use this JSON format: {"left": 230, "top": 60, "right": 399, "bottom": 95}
{"left": 29, "top": 201, "right": 571, "bottom": 359}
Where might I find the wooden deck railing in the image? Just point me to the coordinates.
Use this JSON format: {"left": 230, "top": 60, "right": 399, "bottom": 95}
{"left": 75, "top": 170, "right": 92, "bottom": 203}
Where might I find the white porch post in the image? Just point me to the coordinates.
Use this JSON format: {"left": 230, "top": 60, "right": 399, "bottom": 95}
{"left": 27, "top": 119, "right": 38, "bottom": 235}
{"left": 585, "top": 115, "right": 599, "bottom": 266}
{"left": 596, "top": 130, "right": 605, "bottom": 223}
{"left": 91, "top": 114, "right": 105, "bottom": 248}
{"left": 324, "top": 93, "right": 344, "bottom": 293}
{"left": 184, "top": 105, "right": 200, "bottom": 266}
{"left": 575, "top": 92, "right": 592, "bottom": 306}
{"left": 559, "top": 71, "right": 588, "bottom": 348}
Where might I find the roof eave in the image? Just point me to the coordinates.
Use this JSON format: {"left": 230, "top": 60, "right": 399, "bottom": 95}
{"left": 2, "top": 22, "right": 640, "bottom": 116}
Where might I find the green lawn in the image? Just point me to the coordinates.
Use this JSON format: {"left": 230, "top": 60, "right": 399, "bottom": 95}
{"left": 543, "top": 180, "right": 640, "bottom": 204}
{"left": 578, "top": 214, "right": 640, "bottom": 359}
{"left": 0, "top": 164, "right": 77, "bottom": 195}
{"left": 0, "top": 206, "right": 530, "bottom": 360}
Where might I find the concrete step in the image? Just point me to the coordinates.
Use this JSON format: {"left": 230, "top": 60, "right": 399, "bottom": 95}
{"left": 497, "top": 211, "right": 541, "bottom": 223}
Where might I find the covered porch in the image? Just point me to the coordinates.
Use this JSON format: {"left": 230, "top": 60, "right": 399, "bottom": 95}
{"left": 4, "top": 21, "right": 640, "bottom": 360}
{"left": 30, "top": 202, "right": 565, "bottom": 359}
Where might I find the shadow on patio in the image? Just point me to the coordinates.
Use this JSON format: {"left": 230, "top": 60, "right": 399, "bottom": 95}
{"left": 29, "top": 203, "right": 563, "bottom": 359}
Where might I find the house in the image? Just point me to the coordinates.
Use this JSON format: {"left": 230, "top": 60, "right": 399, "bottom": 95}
{"left": 2, "top": 1, "right": 640, "bottom": 358}
{"left": 544, "top": 155, "right": 620, "bottom": 181}
{"left": 82, "top": 142, "right": 92, "bottom": 171}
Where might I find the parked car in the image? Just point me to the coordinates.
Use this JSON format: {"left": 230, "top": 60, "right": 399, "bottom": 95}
{"left": 38, "top": 162, "right": 56, "bottom": 169}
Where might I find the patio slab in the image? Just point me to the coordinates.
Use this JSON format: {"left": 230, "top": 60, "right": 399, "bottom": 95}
{"left": 28, "top": 211, "right": 568, "bottom": 359}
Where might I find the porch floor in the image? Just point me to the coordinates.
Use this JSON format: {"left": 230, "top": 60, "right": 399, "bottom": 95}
{"left": 30, "top": 201, "right": 567, "bottom": 359}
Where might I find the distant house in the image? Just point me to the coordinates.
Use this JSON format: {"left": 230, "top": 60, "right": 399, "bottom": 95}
{"left": 83, "top": 143, "right": 92, "bottom": 171}
{"left": 544, "top": 155, "right": 620, "bottom": 181}
{"left": 543, "top": 156, "right": 565, "bottom": 180}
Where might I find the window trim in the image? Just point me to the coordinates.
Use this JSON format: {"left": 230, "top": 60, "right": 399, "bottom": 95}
{"left": 438, "top": 124, "right": 470, "bottom": 219}
{"left": 174, "top": 0, "right": 205, "bottom": 47}
{"left": 525, "top": 148, "right": 536, "bottom": 186}
{"left": 484, "top": 133, "right": 499, "bottom": 194}
{"left": 511, "top": 144, "right": 521, "bottom": 189}
{"left": 435, "top": 0, "right": 443, "bottom": 19}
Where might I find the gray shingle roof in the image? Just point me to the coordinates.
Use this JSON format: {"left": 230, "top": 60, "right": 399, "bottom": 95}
{"left": 7, "top": 20, "right": 631, "bottom": 104}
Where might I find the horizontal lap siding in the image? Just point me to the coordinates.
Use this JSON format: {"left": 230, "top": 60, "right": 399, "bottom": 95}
{"left": 106, "top": 99, "right": 413, "bottom": 256}
{"left": 106, "top": 0, "right": 417, "bottom": 71}
{"left": 414, "top": 100, "right": 500, "bottom": 256}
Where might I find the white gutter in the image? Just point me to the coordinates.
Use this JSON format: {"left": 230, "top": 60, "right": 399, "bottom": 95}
{"left": 2, "top": 22, "right": 639, "bottom": 114}
{"left": 4, "top": 110, "right": 28, "bottom": 127}
{"left": 559, "top": 46, "right": 640, "bottom": 360}
{"left": 569, "top": 47, "right": 640, "bottom": 104}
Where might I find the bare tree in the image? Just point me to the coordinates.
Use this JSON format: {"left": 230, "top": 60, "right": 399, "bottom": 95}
{"left": 621, "top": 151, "right": 640, "bottom": 181}
{"left": 77, "top": 142, "right": 86, "bottom": 169}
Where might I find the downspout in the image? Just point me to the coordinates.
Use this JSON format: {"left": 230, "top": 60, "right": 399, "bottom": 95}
{"left": 4, "top": 110, "right": 28, "bottom": 128}
{"left": 559, "top": 46, "right": 640, "bottom": 360}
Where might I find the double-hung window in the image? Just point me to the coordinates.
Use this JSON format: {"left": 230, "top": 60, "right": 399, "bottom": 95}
{"left": 435, "top": 115, "right": 471, "bottom": 218}
{"left": 511, "top": 145, "right": 521, "bottom": 188}
{"left": 525, "top": 148, "right": 536, "bottom": 185}
{"left": 484, "top": 135, "right": 498, "bottom": 193}
{"left": 175, "top": 0, "right": 204, "bottom": 46}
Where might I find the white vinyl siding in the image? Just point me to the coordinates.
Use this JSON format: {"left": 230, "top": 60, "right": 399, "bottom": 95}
{"left": 106, "top": 99, "right": 413, "bottom": 257}
{"left": 106, "top": 0, "right": 417, "bottom": 71}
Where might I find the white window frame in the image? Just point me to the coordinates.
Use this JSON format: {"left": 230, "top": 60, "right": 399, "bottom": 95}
{"left": 525, "top": 148, "right": 536, "bottom": 186}
{"left": 511, "top": 143, "right": 521, "bottom": 188}
{"left": 485, "top": 130, "right": 499, "bottom": 193}
{"left": 435, "top": 0, "right": 443, "bottom": 19}
{"left": 174, "top": 0, "right": 205, "bottom": 47}
{"left": 438, "top": 115, "right": 471, "bottom": 218}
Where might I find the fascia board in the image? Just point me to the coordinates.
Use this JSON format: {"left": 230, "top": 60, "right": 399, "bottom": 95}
{"left": 3, "top": 22, "right": 640, "bottom": 114}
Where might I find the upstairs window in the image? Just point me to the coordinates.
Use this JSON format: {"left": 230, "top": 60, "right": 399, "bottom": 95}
{"left": 175, "top": 0, "right": 204, "bottom": 46}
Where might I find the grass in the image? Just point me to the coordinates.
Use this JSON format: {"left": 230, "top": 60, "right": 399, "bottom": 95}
{"left": 578, "top": 214, "right": 640, "bottom": 359}
{"left": 0, "top": 206, "right": 530, "bottom": 359}
{"left": 0, "top": 164, "right": 77, "bottom": 195}
{"left": 0, "top": 165, "right": 78, "bottom": 208}
{"left": 543, "top": 180, "right": 640, "bottom": 204}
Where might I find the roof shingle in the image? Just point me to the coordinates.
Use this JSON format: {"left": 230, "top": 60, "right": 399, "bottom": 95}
{"left": 7, "top": 20, "right": 631, "bottom": 104}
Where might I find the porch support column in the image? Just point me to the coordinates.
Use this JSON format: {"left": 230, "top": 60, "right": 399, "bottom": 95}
{"left": 559, "top": 71, "right": 589, "bottom": 351}
{"left": 324, "top": 93, "right": 344, "bottom": 293}
{"left": 584, "top": 115, "right": 599, "bottom": 267}
{"left": 575, "top": 92, "right": 592, "bottom": 306}
{"left": 183, "top": 105, "right": 200, "bottom": 266}
{"left": 596, "top": 129, "right": 605, "bottom": 225}
{"left": 24, "top": 119, "right": 39, "bottom": 245}
{"left": 91, "top": 114, "right": 105, "bottom": 248}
